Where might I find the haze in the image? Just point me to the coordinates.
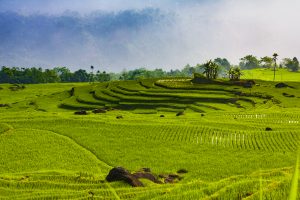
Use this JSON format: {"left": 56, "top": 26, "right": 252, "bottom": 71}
{"left": 0, "top": 0, "right": 299, "bottom": 71}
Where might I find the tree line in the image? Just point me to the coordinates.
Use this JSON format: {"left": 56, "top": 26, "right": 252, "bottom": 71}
{"left": 0, "top": 55, "right": 299, "bottom": 84}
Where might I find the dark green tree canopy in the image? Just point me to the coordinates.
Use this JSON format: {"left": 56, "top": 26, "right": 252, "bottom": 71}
{"left": 239, "top": 55, "right": 260, "bottom": 69}
{"left": 282, "top": 57, "right": 300, "bottom": 72}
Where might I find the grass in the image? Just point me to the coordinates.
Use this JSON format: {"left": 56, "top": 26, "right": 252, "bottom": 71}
{"left": 241, "top": 68, "right": 300, "bottom": 82}
{"left": 0, "top": 72, "right": 300, "bottom": 199}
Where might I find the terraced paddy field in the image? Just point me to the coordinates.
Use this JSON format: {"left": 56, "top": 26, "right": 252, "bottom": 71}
{"left": 0, "top": 78, "right": 300, "bottom": 199}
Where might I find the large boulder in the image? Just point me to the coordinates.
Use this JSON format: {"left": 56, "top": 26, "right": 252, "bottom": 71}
{"left": 106, "top": 167, "right": 143, "bottom": 187}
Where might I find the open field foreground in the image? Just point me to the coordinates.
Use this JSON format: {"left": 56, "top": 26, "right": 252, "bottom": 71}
{"left": 1, "top": 78, "right": 300, "bottom": 199}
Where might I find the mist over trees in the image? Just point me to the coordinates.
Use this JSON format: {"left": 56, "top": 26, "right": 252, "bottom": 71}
{"left": 0, "top": 55, "right": 299, "bottom": 84}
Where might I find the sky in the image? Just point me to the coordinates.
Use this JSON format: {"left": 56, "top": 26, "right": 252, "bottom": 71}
{"left": 0, "top": 0, "right": 299, "bottom": 72}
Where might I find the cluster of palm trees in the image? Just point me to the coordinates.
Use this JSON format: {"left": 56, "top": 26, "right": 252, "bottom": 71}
{"left": 202, "top": 60, "right": 219, "bottom": 79}
{"left": 228, "top": 67, "right": 242, "bottom": 81}
{"left": 201, "top": 53, "right": 279, "bottom": 81}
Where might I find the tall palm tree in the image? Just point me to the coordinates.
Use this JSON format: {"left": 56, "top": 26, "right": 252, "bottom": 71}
{"left": 90, "top": 65, "right": 94, "bottom": 83}
{"left": 273, "top": 53, "right": 278, "bottom": 81}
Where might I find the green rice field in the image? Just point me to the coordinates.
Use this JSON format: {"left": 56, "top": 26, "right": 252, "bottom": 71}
{"left": 0, "top": 74, "right": 300, "bottom": 199}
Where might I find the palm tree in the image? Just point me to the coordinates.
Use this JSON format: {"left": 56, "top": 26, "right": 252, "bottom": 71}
{"left": 90, "top": 65, "right": 94, "bottom": 83}
{"left": 273, "top": 53, "right": 278, "bottom": 81}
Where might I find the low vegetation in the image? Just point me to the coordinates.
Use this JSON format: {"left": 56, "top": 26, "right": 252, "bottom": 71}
{"left": 0, "top": 69, "right": 299, "bottom": 199}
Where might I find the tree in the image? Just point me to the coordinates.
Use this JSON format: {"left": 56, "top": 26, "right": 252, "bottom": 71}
{"left": 214, "top": 58, "right": 231, "bottom": 70}
{"left": 96, "top": 71, "right": 111, "bottom": 82}
{"left": 260, "top": 56, "right": 273, "bottom": 68}
{"left": 53, "top": 67, "right": 72, "bottom": 82}
{"left": 239, "top": 55, "right": 260, "bottom": 69}
{"left": 273, "top": 53, "right": 279, "bottom": 81}
{"left": 44, "top": 69, "right": 60, "bottom": 83}
{"left": 72, "top": 69, "right": 89, "bottom": 82}
{"left": 202, "top": 60, "right": 220, "bottom": 79}
{"left": 282, "top": 57, "right": 300, "bottom": 72}
{"left": 90, "top": 65, "right": 95, "bottom": 83}
{"left": 228, "top": 67, "right": 242, "bottom": 81}
{"left": 182, "top": 64, "right": 195, "bottom": 77}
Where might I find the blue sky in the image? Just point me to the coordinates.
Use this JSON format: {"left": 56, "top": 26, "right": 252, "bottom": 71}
{"left": 0, "top": 0, "right": 299, "bottom": 71}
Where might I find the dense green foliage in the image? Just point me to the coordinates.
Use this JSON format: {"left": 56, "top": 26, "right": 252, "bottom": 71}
{"left": 0, "top": 72, "right": 299, "bottom": 199}
{"left": 1, "top": 54, "right": 299, "bottom": 84}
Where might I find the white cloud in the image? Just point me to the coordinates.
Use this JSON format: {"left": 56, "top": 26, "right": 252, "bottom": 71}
{"left": 1, "top": 0, "right": 299, "bottom": 70}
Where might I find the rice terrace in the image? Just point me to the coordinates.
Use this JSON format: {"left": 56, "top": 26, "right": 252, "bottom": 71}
{"left": 1, "top": 0, "right": 300, "bottom": 199}
{"left": 0, "top": 67, "right": 299, "bottom": 199}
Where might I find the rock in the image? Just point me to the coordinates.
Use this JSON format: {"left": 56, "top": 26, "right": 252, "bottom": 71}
{"left": 168, "top": 174, "right": 180, "bottom": 179}
{"left": 140, "top": 168, "right": 151, "bottom": 173}
{"left": 282, "top": 93, "right": 295, "bottom": 98}
{"left": 116, "top": 115, "right": 123, "bottom": 119}
{"left": 159, "top": 174, "right": 167, "bottom": 178}
{"left": 70, "top": 87, "right": 75, "bottom": 96}
{"left": 106, "top": 167, "right": 143, "bottom": 187}
{"left": 132, "top": 172, "right": 162, "bottom": 184}
{"left": 265, "top": 127, "right": 272, "bottom": 131}
{"left": 106, "top": 167, "right": 130, "bottom": 181}
{"left": 164, "top": 177, "right": 174, "bottom": 183}
{"left": 160, "top": 115, "right": 165, "bottom": 118}
{"left": 177, "top": 169, "right": 188, "bottom": 174}
{"left": 74, "top": 110, "right": 87, "bottom": 115}
{"left": 93, "top": 109, "right": 106, "bottom": 114}
{"left": 275, "top": 82, "right": 289, "bottom": 88}
{"left": 243, "top": 80, "right": 255, "bottom": 88}
{"left": 164, "top": 174, "right": 181, "bottom": 184}
{"left": 176, "top": 111, "right": 184, "bottom": 116}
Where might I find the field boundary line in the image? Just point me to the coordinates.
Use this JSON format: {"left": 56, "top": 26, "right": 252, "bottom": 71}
{"left": 16, "top": 128, "right": 122, "bottom": 199}
{"left": 0, "top": 123, "right": 14, "bottom": 135}
{"left": 19, "top": 128, "right": 112, "bottom": 169}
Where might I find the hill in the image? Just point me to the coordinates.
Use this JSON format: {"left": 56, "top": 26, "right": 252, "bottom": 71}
{"left": 0, "top": 78, "right": 300, "bottom": 199}
{"left": 241, "top": 68, "right": 300, "bottom": 82}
